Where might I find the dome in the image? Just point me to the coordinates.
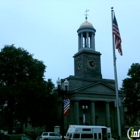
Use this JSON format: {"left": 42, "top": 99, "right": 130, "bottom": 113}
{"left": 80, "top": 21, "right": 93, "bottom": 28}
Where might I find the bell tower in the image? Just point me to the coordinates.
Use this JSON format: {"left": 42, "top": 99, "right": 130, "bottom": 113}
{"left": 74, "top": 12, "right": 102, "bottom": 79}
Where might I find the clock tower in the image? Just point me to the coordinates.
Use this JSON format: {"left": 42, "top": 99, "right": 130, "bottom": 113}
{"left": 74, "top": 18, "right": 102, "bottom": 79}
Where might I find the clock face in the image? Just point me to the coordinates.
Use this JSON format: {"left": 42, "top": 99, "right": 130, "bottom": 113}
{"left": 88, "top": 60, "right": 96, "bottom": 68}
{"left": 77, "top": 60, "right": 82, "bottom": 69}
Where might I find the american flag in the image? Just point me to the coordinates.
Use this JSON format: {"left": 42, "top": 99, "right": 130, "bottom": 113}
{"left": 112, "top": 15, "right": 123, "bottom": 56}
{"left": 64, "top": 98, "right": 70, "bottom": 116}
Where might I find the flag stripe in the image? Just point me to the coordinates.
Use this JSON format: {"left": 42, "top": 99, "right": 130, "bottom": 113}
{"left": 64, "top": 98, "right": 70, "bottom": 116}
{"left": 112, "top": 15, "right": 123, "bottom": 56}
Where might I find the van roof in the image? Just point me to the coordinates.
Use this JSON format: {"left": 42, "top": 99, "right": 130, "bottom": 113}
{"left": 68, "top": 125, "right": 107, "bottom": 129}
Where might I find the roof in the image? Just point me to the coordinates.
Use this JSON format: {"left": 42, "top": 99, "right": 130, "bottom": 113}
{"left": 69, "top": 125, "right": 107, "bottom": 129}
{"left": 80, "top": 21, "right": 93, "bottom": 28}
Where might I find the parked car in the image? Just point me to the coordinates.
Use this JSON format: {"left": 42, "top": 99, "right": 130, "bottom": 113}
{"left": 37, "top": 132, "right": 62, "bottom": 140}
{"left": 2, "top": 134, "right": 33, "bottom": 140}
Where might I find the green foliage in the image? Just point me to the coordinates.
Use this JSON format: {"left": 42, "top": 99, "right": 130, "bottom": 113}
{"left": 0, "top": 44, "right": 58, "bottom": 133}
{"left": 121, "top": 63, "right": 140, "bottom": 125}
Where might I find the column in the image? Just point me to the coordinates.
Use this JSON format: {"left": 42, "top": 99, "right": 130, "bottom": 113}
{"left": 93, "top": 35, "right": 95, "bottom": 50}
{"left": 91, "top": 33, "right": 95, "bottom": 50}
{"left": 74, "top": 101, "right": 79, "bottom": 124}
{"left": 91, "top": 101, "right": 95, "bottom": 125}
{"left": 86, "top": 32, "right": 89, "bottom": 47}
{"left": 106, "top": 102, "right": 110, "bottom": 127}
{"left": 80, "top": 33, "right": 83, "bottom": 49}
{"left": 78, "top": 34, "right": 80, "bottom": 50}
{"left": 90, "top": 34, "right": 92, "bottom": 48}
{"left": 90, "top": 33, "right": 94, "bottom": 49}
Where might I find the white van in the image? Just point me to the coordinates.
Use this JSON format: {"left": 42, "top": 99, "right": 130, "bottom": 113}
{"left": 65, "top": 125, "right": 112, "bottom": 140}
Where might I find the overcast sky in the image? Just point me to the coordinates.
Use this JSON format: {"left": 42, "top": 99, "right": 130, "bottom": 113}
{"left": 0, "top": 0, "right": 139, "bottom": 88}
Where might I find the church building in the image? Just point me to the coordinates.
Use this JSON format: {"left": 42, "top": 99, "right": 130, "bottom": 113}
{"left": 62, "top": 15, "right": 124, "bottom": 135}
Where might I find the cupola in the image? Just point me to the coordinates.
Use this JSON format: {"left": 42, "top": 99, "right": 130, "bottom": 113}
{"left": 77, "top": 12, "right": 96, "bottom": 51}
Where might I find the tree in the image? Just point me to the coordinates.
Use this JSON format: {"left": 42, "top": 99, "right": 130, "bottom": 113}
{"left": 26, "top": 79, "right": 59, "bottom": 130}
{"left": 0, "top": 44, "right": 57, "bottom": 133}
{"left": 121, "top": 63, "right": 140, "bottom": 125}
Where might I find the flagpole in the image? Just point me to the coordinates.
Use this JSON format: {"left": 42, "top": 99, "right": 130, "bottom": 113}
{"left": 111, "top": 7, "right": 121, "bottom": 140}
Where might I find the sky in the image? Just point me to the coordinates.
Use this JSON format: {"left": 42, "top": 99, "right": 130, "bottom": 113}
{"left": 0, "top": 0, "right": 140, "bottom": 88}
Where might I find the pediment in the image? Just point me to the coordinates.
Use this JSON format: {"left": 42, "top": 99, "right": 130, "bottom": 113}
{"left": 75, "top": 82, "right": 115, "bottom": 94}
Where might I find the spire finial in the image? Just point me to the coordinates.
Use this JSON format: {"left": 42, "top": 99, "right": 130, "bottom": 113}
{"left": 85, "top": 9, "right": 89, "bottom": 21}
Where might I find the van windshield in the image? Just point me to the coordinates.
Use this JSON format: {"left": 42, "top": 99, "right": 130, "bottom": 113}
{"left": 66, "top": 133, "right": 72, "bottom": 138}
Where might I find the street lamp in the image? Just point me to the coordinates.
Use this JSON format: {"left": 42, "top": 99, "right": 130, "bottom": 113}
{"left": 57, "top": 78, "right": 69, "bottom": 140}
{"left": 82, "top": 105, "right": 88, "bottom": 125}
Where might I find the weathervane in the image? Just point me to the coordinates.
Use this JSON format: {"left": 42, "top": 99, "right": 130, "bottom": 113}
{"left": 85, "top": 9, "right": 89, "bottom": 21}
